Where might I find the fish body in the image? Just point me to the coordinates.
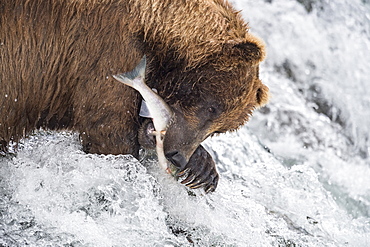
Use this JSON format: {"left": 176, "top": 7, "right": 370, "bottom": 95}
{"left": 113, "top": 56, "right": 174, "bottom": 173}
{"left": 113, "top": 56, "right": 173, "bottom": 132}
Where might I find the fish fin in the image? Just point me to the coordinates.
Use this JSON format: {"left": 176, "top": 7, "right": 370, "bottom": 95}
{"left": 138, "top": 88, "right": 159, "bottom": 118}
{"left": 112, "top": 55, "right": 146, "bottom": 87}
{"left": 139, "top": 99, "right": 152, "bottom": 118}
{"left": 112, "top": 74, "right": 133, "bottom": 87}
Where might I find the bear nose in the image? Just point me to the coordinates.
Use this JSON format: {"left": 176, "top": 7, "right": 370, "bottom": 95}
{"left": 165, "top": 151, "right": 187, "bottom": 170}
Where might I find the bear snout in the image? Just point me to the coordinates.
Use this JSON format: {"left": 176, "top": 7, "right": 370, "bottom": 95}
{"left": 165, "top": 150, "right": 188, "bottom": 170}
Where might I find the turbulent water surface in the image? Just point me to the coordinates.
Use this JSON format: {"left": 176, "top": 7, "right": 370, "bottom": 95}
{"left": 1, "top": 0, "right": 370, "bottom": 246}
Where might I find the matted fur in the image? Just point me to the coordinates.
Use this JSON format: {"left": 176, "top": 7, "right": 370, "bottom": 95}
{"left": 0, "top": 0, "right": 268, "bottom": 158}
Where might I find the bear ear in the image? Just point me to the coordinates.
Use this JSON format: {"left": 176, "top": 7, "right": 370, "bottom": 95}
{"left": 226, "top": 35, "right": 266, "bottom": 64}
{"left": 256, "top": 83, "right": 270, "bottom": 107}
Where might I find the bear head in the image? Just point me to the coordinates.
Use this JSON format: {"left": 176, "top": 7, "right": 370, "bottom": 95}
{"left": 144, "top": 36, "right": 269, "bottom": 170}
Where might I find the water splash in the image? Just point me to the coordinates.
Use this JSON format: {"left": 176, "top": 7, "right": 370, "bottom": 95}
{"left": 1, "top": 130, "right": 369, "bottom": 246}
{"left": 238, "top": 0, "right": 370, "bottom": 219}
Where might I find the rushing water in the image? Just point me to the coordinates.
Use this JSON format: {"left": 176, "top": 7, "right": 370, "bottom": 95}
{"left": 1, "top": 0, "right": 370, "bottom": 246}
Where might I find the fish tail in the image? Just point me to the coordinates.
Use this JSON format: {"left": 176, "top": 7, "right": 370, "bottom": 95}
{"left": 113, "top": 73, "right": 134, "bottom": 88}
{"left": 113, "top": 55, "right": 146, "bottom": 87}
{"left": 125, "top": 55, "right": 147, "bottom": 80}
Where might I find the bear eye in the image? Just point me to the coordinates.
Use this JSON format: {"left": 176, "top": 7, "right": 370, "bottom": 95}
{"left": 208, "top": 107, "right": 216, "bottom": 114}
{"left": 203, "top": 102, "right": 222, "bottom": 120}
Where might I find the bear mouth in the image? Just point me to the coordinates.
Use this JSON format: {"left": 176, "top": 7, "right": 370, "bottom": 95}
{"left": 138, "top": 119, "right": 156, "bottom": 149}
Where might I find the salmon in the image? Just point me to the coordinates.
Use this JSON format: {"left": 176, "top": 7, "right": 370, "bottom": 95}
{"left": 113, "top": 56, "right": 174, "bottom": 173}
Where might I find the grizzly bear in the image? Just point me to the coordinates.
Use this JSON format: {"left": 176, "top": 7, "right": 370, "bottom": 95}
{"left": 0, "top": 0, "right": 269, "bottom": 192}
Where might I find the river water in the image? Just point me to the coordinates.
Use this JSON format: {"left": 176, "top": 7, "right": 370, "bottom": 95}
{"left": 1, "top": 0, "right": 369, "bottom": 246}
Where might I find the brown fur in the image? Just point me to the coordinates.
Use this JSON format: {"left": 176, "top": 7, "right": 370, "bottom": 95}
{"left": 0, "top": 0, "right": 268, "bottom": 162}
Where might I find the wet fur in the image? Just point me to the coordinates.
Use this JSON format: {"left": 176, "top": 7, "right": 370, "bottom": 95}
{"left": 0, "top": 0, "right": 268, "bottom": 163}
